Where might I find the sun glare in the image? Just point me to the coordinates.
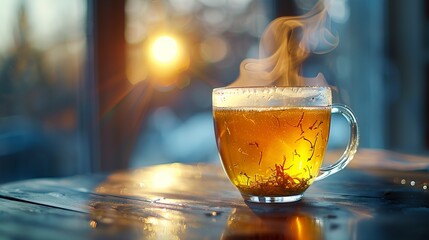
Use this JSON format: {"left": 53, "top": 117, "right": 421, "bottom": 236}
{"left": 151, "top": 35, "right": 179, "bottom": 64}
{"left": 149, "top": 167, "right": 180, "bottom": 189}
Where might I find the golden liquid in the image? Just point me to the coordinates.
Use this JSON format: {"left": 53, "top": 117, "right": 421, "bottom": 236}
{"left": 214, "top": 107, "right": 331, "bottom": 197}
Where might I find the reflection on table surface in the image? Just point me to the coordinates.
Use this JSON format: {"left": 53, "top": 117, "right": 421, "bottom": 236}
{"left": 0, "top": 149, "right": 429, "bottom": 239}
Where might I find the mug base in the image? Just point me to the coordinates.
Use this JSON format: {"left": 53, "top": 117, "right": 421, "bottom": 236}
{"left": 242, "top": 194, "right": 303, "bottom": 203}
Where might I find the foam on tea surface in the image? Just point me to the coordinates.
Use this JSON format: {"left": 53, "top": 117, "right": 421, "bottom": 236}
{"left": 213, "top": 87, "right": 332, "bottom": 109}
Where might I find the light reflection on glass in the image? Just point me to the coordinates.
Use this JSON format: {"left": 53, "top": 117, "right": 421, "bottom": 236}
{"left": 295, "top": 215, "right": 303, "bottom": 237}
{"left": 221, "top": 207, "right": 323, "bottom": 240}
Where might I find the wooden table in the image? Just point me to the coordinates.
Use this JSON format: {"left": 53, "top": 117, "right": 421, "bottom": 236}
{"left": 0, "top": 149, "right": 429, "bottom": 239}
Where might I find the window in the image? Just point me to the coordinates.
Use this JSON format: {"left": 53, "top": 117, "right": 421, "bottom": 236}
{"left": 0, "top": 0, "right": 87, "bottom": 182}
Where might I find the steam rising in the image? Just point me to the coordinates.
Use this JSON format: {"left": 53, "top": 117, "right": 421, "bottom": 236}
{"left": 230, "top": 1, "right": 338, "bottom": 87}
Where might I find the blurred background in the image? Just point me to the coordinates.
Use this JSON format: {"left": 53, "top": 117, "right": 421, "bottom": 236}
{"left": 0, "top": 0, "right": 428, "bottom": 183}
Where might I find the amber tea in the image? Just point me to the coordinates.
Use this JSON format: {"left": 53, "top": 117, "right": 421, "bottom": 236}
{"left": 212, "top": 87, "right": 359, "bottom": 203}
{"left": 214, "top": 107, "right": 330, "bottom": 198}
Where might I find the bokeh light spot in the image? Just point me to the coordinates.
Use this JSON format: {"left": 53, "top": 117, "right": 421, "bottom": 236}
{"left": 200, "top": 36, "right": 228, "bottom": 63}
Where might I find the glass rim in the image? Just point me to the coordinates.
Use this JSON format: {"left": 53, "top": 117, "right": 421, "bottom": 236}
{"left": 212, "top": 86, "right": 332, "bottom": 108}
{"left": 213, "top": 86, "right": 331, "bottom": 93}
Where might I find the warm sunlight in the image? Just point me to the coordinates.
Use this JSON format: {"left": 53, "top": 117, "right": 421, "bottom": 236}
{"left": 150, "top": 35, "right": 179, "bottom": 64}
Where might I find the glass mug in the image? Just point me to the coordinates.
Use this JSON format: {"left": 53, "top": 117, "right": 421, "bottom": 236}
{"left": 213, "top": 87, "right": 359, "bottom": 203}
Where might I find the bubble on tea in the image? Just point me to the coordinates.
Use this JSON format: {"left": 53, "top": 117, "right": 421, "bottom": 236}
{"left": 229, "top": 0, "right": 338, "bottom": 87}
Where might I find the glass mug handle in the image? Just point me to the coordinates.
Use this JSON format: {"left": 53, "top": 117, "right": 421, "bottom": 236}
{"left": 315, "top": 104, "right": 359, "bottom": 181}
